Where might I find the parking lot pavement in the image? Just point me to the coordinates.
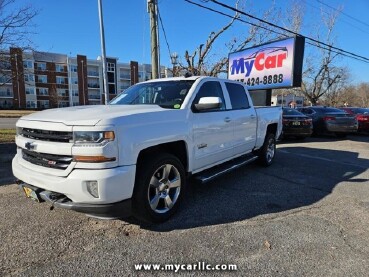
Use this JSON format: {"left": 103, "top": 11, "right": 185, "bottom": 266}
{"left": 1, "top": 136, "right": 369, "bottom": 276}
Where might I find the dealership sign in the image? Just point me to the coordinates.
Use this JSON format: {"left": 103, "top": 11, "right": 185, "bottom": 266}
{"left": 228, "top": 36, "right": 305, "bottom": 90}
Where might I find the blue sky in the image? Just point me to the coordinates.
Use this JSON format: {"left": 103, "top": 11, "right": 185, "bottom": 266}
{"left": 27, "top": 0, "right": 369, "bottom": 83}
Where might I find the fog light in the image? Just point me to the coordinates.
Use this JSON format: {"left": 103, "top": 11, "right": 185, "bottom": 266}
{"left": 86, "top": 181, "right": 99, "bottom": 198}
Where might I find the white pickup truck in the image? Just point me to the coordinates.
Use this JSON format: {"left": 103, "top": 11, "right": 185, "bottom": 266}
{"left": 13, "top": 76, "right": 282, "bottom": 223}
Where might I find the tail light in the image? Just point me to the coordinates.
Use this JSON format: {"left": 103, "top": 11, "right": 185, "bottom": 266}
{"left": 357, "top": 115, "right": 369, "bottom": 121}
{"left": 323, "top": 116, "right": 336, "bottom": 121}
{"left": 282, "top": 119, "right": 289, "bottom": 124}
{"left": 303, "top": 118, "right": 312, "bottom": 125}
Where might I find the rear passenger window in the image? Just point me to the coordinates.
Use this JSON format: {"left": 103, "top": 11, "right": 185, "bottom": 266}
{"left": 225, "top": 82, "right": 250, "bottom": 110}
{"left": 193, "top": 81, "right": 226, "bottom": 111}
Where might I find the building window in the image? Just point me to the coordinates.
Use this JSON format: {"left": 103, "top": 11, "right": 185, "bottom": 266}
{"left": 36, "top": 62, "right": 46, "bottom": 71}
{"left": 58, "top": 101, "right": 69, "bottom": 108}
{"left": 57, "top": 89, "right": 68, "bottom": 97}
{"left": 73, "top": 101, "right": 79, "bottom": 106}
{"left": 38, "top": 88, "right": 49, "bottom": 96}
{"left": 107, "top": 62, "right": 115, "bottom": 72}
{"left": 23, "top": 60, "right": 33, "bottom": 69}
{"left": 25, "top": 87, "right": 36, "bottom": 95}
{"left": 26, "top": 100, "right": 37, "bottom": 108}
{"left": 70, "top": 65, "right": 77, "bottom": 72}
{"left": 56, "top": 76, "right": 67, "bottom": 84}
{"left": 56, "top": 64, "right": 65, "bottom": 72}
{"left": 72, "top": 89, "right": 79, "bottom": 96}
{"left": 71, "top": 77, "right": 78, "bottom": 84}
{"left": 38, "top": 100, "right": 49, "bottom": 109}
{"left": 37, "top": 75, "right": 47, "bottom": 83}
{"left": 24, "top": 74, "right": 35, "bottom": 82}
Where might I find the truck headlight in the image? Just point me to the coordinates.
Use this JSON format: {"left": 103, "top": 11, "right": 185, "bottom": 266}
{"left": 73, "top": 131, "right": 115, "bottom": 145}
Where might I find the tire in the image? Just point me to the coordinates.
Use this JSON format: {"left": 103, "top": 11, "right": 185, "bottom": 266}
{"left": 257, "top": 133, "right": 276, "bottom": 166}
{"left": 132, "top": 153, "right": 186, "bottom": 223}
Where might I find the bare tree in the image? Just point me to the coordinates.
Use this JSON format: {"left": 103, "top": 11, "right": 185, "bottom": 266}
{"left": 0, "top": 0, "right": 38, "bottom": 85}
{"left": 177, "top": 0, "right": 282, "bottom": 76}
{"left": 299, "top": 6, "right": 347, "bottom": 105}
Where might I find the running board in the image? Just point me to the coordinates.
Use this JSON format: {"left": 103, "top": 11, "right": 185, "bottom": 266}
{"left": 193, "top": 154, "right": 258, "bottom": 184}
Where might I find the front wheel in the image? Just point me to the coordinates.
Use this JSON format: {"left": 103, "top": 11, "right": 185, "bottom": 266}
{"left": 257, "top": 133, "right": 276, "bottom": 166}
{"left": 132, "top": 153, "right": 186, "bottom": 223}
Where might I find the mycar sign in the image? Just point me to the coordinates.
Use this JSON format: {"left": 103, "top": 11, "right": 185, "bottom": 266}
{"left": 228, "top": 36, "right": 305, "bottom": 90}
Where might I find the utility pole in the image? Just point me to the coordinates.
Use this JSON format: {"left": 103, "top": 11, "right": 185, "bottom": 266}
{"left": 98, "top": 0, "right": 109, "bottom": 105}
{"left": 148, "top": 0, "right": 159, "bottom": 79}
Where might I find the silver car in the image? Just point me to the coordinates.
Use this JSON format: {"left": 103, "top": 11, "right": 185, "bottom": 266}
{"left": 297, "top": 106, "right": 358, "bottom": 138}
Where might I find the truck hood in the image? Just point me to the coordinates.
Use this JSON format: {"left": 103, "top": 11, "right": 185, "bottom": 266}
{"left": 20, "top": 105, "right": 167, "bottom": 126}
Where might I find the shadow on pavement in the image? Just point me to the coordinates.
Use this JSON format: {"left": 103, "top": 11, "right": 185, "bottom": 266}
{"left": 0, "top": 143, "right": 16, "bottom": 186}
{"left": 133, "top": 145, "right": 368, "bottom": 231}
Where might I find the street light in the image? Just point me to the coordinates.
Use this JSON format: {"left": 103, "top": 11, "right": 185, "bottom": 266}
{"left": 170, "top": 52, "right": 178, "bottom": 77}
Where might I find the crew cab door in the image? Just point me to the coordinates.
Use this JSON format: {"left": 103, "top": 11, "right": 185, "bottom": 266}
{"left": 191, "top": 80, "right": 234, "bottom": 172}
{"left": 224, "top": 82, "right": 257, "bottom": 155}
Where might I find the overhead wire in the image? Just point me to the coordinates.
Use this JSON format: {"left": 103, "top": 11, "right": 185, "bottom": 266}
{"left": 183, "top": 0, "right": 369, "bottom": 64}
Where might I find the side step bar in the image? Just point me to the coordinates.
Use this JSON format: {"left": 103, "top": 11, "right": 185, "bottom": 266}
{"left": 193, "top": 154, "right": 258, "bottom": 184}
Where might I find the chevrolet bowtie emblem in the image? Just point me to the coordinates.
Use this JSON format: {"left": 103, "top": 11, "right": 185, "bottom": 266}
{"left": 25, "top": 142, "right": 35, "bottom": 150}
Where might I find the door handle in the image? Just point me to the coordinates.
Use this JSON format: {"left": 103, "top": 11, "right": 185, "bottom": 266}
{"left": 224, "top": 117, "right": 231, "bottom": 123}
{"left": 250, "top": 114, "right": 256, "bottom": 118}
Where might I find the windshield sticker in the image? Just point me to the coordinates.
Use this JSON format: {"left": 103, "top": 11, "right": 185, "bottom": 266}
{"left": 174, "top": 104, "right": 180, "bottom": 109}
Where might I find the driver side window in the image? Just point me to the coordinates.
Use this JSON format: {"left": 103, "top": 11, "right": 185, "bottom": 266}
{"left": 192, "top": 81, "right": 225, "bottom": 111}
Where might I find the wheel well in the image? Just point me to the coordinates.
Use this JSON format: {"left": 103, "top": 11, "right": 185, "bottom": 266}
{"left": 137, "top": 141, "right": 188, "bottom": 172}
{"left": 267, "top": 123, "right": 278, "bottom": 136}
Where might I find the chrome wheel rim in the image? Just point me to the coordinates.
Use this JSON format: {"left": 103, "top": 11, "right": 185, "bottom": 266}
{"left": 147, "top": 164, "right": 181, "bottom": 214}
{"left": 266, "top": 138, "right": 275, "bottom": 163}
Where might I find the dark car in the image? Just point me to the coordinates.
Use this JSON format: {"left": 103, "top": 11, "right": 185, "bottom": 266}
{"left": 339, "top": 107, "right": 369, "bottom": 133}
{"left": 281, "top": 108, "right": 313, "bottom": 139}
{"left": 297, "top": 106, "right": 358, "bottom": 137}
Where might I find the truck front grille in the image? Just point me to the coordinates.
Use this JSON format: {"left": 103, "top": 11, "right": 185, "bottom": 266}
{"left": 22, "top": 149, "right": 73, "bottom": 170}
{"left": 20, "top": 128, "right": 73, "bottom": 143}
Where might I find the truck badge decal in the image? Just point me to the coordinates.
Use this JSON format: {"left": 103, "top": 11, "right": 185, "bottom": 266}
{"left": 25, "top": 142, "right": 35, "bottom": 151}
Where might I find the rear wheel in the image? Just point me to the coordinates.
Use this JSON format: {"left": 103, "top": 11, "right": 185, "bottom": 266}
{"left": 257, "top": 133, "right": 276, "bottom": 166}
{"left": 132, "top": 153, "right": 186, "bottom": 223}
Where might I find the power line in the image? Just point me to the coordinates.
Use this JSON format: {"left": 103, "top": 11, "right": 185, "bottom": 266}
{"left": 183, "top": 0, "right": 369, "bottom": 64}
{"left": 157, "top": 5, "right": 172, "bottom": 60}
{"left": 315, "top": 0, "right": 369, "bottom": 29}
{"left": 302, "top": 0, "right": 369, "bottom": 36}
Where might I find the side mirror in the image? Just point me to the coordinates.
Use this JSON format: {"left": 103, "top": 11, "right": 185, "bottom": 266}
{"left": 193, "top": 97, "right": 222, "bottom": 111}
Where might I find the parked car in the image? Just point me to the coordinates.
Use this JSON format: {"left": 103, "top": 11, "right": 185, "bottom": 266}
{"left": 281, "top": 108, "right": 313, "bottom": 139}
{"left": 297, "top": 106, "right": 358, "bottom": 137}
{"left": 339, "top": 107, "right": 369, "bottom": 133}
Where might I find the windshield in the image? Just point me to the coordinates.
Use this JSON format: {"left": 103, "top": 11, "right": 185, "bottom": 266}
{"left": 110, "top": 80, "right": 195, "bottom": 109}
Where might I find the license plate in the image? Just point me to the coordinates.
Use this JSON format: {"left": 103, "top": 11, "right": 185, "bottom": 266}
{"left": 292, "top": 121, "right": 301, "bottom": 126}
{"left": 22, "top": 186, "right": 40, "bottom": 202}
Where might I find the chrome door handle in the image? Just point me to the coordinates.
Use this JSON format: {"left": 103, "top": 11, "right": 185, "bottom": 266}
{"left": 224, "top": 117, "right": 231, "bottom": 123}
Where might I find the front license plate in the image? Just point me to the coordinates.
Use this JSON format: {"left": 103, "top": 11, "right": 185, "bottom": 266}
{"left": 292, "top": 121, "right": 301, "bottom": 126}
{"left": 22, "top": 186, "right": 40, "bottom": 202}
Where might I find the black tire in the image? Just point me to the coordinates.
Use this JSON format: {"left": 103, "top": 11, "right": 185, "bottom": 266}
{"left": 257, "top": 133, "right": 276, "bottom": 166}
{"left": 132, "top": 153, "right": 186, "bottom": 223}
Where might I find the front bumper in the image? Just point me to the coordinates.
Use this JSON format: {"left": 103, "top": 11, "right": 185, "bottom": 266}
{"left": 19, "top": 183, "right": 132, "bottom": 218}
{"left": 13, "top": 154, "right": 136, "bottom": 218}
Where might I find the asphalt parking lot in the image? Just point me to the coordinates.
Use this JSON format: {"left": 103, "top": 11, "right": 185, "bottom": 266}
{"left": 1, "top": 135, "right": 369, "bottom": 276}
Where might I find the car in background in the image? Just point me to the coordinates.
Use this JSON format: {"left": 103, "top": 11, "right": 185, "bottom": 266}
{"left": 339, "top": 107, "right": 369, "bottom": 133}
{"left": 281, "top": 108, "right": 313, "bottom": 139}
{"left": 297, "top": 106, "right": 358, "bottom": 138}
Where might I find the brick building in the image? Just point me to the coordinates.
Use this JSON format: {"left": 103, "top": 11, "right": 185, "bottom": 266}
{"left": 0, "top": 48, "right": 169, "bottom": 109}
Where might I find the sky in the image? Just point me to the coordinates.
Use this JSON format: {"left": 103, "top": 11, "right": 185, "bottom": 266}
{"left": 21, "top": 0, "right": 369, "bottom": 84}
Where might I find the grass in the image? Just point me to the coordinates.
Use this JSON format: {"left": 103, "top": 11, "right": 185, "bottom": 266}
{"left": 0, "top": 110, "right": 36, "bottom": 118}
{"left": 0, "top": 129, "right": 16, "bottom": 143}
